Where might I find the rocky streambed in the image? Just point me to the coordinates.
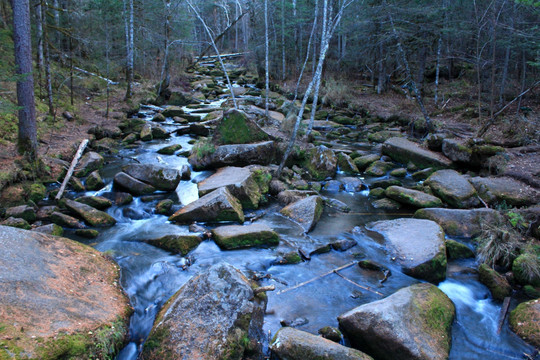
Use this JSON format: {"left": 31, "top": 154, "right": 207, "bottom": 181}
{"left": 1, "top": 68, "right": 540, "bottom": 360}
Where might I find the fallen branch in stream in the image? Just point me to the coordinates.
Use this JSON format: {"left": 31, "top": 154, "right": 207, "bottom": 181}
{"left": 253, "top": 285, "right": 275, "bottom": 295}
{"left": 497, "top": 297, "right": 511, "bottom": 334}
{"left": 277, "top": 262, "right": 384, "bottom": 297}
{"left": 55, "top": 139, "right": 89, "bottom": 201}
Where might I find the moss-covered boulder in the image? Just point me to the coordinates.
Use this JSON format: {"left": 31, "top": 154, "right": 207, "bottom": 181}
{"left": 367, "top": 218, "right": 447, "bottom": 283}
{"left": 212, "top": 223, "right": 279, "bottom": 250}
{"left": 1, "top": 216, "right": 31, "bottom": 229}
{"left": 303, "top": 146, "right": 338, "bottom": 180}
{"left": 382, "top": 137, "right": 453, "bottom": 170}
{"left": 0, "top": 226, "right": 130, "bottom": 360}
{"left": 509, "top": 299, "right": 540, "bottom": 347}
{"left": 5, "top": 204, "right": 36, "bottom": 223}
{"left": 478, "top": 263, "right": 512, "bottom": 301}
{"left": 75, "top": 151, "right": 104, "bottom": 177}
{"left": 189, "top": 141, "right": 275, "bottom": 170}
{"left": 372, "top": 198, "right": 402, "bottom": 210}
{"left": 155, "top": 199, "right": 174, "bottom": 215}
{"left": 338, "top": 283, "right": 455, "bottom": 360}
{"left": 414, "top": 208, "right": 501, "bottom": 238}
{"left": 198, "top": 167, "right": 265, "bottom": 209}
{"left": 445, "top": 239, "right": 474, "bottom": 259}
{"left": 469, "top": 176, "right": 540, "bottom": 207}
{"left": 151, "top": 125, "right": 169, "bottom": 139}
{"left": 75, "top": 195, "right": 113, "bottom": 210}
{"left": 85, "top": 170, "right": 105, "bottom": 191}
{"left": 140, "top": 123, "right": 153, "bottom": 141}
{"left": 157, "top": 143, "right": 182, "bottom": 155}
{"left": 365, "top": 161, "right": 395, "bottom": 177}
{"left": 280, "top": 195, "right": 324, "bottom": 233}
{"left": 385, "top": 186, "right": 443, "bottom": 209}
{"left": 142, "top": 263, "right": 265, "bottom": 359}
{"left": 441, "top": 138, "right": 472, "bottom": 163}
{"left": 353, "top": 154, "right": 380, "bottom": 171}
{"left": 64, "top": 199, "right": 116, "bottom": 227}
{"left": 114, "top": 172, "right": 156, "bottom": 196}
{"left": 368, "top": 130, "right": 402, "bottom": 143}
{"left": 152, "top": 113, "right": 166, "bottom": 122}
{"left": 169, "top": 187, "right": 244, "bottom": 224}
{"left": 213, "top": 109, "right": 268, "bottom": 145}
{"left": 337, "top": 152, "right": 359, "bottom": 174}
{"left": 32, "top": 223, "right": 64, "bottom": 236}
{"left": 50, "top": 211, "right": 85, "bottom": 229}
{"left": 75, "top": 229, "right": 99, "bottom": 238}
{"left": 123, "top": 164, "right": 182, "bottom": 192}
{"left": 28, "top": 183, "right": 46, "bottom": 203}
{"left": 144, "top": 234, "right": 202, "bottom": 255}
{"left": 70, "top": 177, "right": 86, "bottom": 192}
{"left": 425, "top": 170, "right": 479, "bottom": 208}
{"left": 270, "top": 327, "right": 373, "bottom": 360}
{"left": 161, "top": 106, "right": 184, "bottom": 117}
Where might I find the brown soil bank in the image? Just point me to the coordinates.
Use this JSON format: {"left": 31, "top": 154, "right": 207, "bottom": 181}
{"left": 0, "top": 225, "right": 131, "bottom": 359}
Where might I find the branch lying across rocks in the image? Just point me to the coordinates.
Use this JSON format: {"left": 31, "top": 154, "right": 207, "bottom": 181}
{"left": 253, "top": 285, "right": 275, "bottom": 295}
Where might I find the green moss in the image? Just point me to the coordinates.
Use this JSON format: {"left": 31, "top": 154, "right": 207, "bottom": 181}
{"left": 214, "top": 232, "right": 279, "bottom": 250}
{"left": 512, "top": 253, "right": 540, "bottom": 287}
{"left": 446, "top": 239, "right": 475, "bottom": 260}
{"left": 478, "top": 263, "right": 512, "bottom": 301}
{"left": 421, "top": 287, "right": 454, "bottom": 344}
{"left": 407, "top": 250, "right": 447, "bottom": 284}
{"left": 27, "top": 183, "right": 46, "bottom": 203}
{"left": 148, "top": 235, "right": 202, "bottom": 256}
{"left": 216, "top": 110, "right": 268, "bottom": 145}
{"left": 142, "top": 326, "right": 174, "bottom": 360}
{"left": 193, "top": 137, "right": 216, "bottom": 158}
{"left": 252, "top": 169, "right": 271, "bottom": 194}
{"left": 509, "top": 300, "right": 540, "bottom": 347}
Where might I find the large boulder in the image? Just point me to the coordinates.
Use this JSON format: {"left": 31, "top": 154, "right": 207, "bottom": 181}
{"left": 213, "top": 109, "right": 269, "bottom": 145}
{"left": 414, "top": 208, "right": 501, "bottom": 238}
{"left": 198, "top": 167, "right": 265, "bottom": 209}
{"left": 142, "top": 263, "right": 265, "bottom": 359}
{"left": 114, "top": 172, "right": 157, "bottom": 196}
{"left": 338, "top": 283, "right": 455, "bottom": 360}
{"left": 189, "top": 141, "right": 275, "bottom": 170}
{"left": 280, "top": 195, "right": 324, "bottom": 233}
{"left": 367, "top": 218, "right": 447, "bottom": 283}
{"left": 212, "top": 223, "right": 279, "bottom": 249}
{"left": 75, "top": 151, "right": 104, "bottom": 177}
{"left": 0, "top": 226, "right": 130, "bottom": 359}
{"left": 385, "top": 186, "right": 443, "bottom": 208}
{"left": 169, "top": 187, "right": 244, "bottom": 224}
{"left": 303, "top": 146, "right": 338, "bottom": 180}
{"left": 64, "top": 198, "right": 116, "bottom": 227}
{"left": 337, "top": 152, "right": 359, "bottom": 174}
{"left": 270, "top": 327, "right": 373, "bottom": 360}
{"left": 469, "top": 176, "right": 540, "bottom": 207}
{"left": 5, "top": 204, "right": 36, "bottom": 223}
{"left": 425, "top": 170, "right": 479, "bottom": 208}
{"left": 123, "top": 164, "right": 182, "bottom": 191}
{"left": 509, "top": 299, "right": 540, "bottom": 347}
{"left": 441, "top": 138, "right": 472, "bottom": 163}
{"left": 162, "top": 106, "right": 184, "bottom": 117}
{"left": 382, "top": 137, "right": 452, "bottom": 170}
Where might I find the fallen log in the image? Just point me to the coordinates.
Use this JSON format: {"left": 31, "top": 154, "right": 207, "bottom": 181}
{"left": 55, "top": 139, "right": 89, "bottom": 201}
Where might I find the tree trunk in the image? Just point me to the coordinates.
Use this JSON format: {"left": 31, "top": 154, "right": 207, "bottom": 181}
{"left": 124, "top": 0, "right": 134, "bottom": 100}
{"left": 434, "top": 35, "right": 442, "bottom": 105}
{"left": 294, "top": 0, "right": 319, "bottom": 101}
{"left": 42, "top": 0, "right": 54, "bottom": 117}
{"left": 281, "top": 0, "right": 285, "bottom": 80}
{"left": 11, "top": 0, "right": 38, "bottom": 160}
{"left": 35, "top": 0, "right": 44, "bottom": 99}
{"left": 265, "top": 0, "right": 269, "bottom": 119}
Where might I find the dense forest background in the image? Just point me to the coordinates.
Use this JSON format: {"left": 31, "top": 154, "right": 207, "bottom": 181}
{"left": 1, "top": 0, "right": 540, "bottom": 152}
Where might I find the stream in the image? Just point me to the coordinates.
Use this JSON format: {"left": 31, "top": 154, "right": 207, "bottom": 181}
{"left": 62, "top": 86, "right": 537, "bottom": 360}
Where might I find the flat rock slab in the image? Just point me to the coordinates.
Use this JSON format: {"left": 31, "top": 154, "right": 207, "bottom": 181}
{"left": 280, "top": 195, "right": 324, "bottom": 233}
{"left": 169, "top": 187, "right": 244, "bottom": 224}
{"left": 189, "top": 141, "right": 275, "bottom": 170}
{"left": 385, "top": 186, "right": 443, "bottom": 208}
{"left": 382, "top": 137, "right": 452, "bottom": 170}
{"left": 270, "top": 327, "right": 373, "bottom": 360}
{"left": 198, "top": 167, "right": 262, "bottom": 209}
{"left": 142, "top": 263, "right": 265, "bottom": 360}
{"left": 114, "top": 171, "right": 157, "bottom": 196}
{"left": 425, "top": 170, "right": 479, "bottom": 208}
{"left": 367, "top": 218, "right": 447, "bottom": 283}
{"left": 64, "top": 198, "right": 116, "bottom": 227}
{"left": 338, "top": 283, "right": 455, "bottom": 360}
{"left": 212, "top": 223, "right": 279, "bottom": 250}
{"left": 469, "top": 176, "right": 540, "bottom": 207}
{"left": 414, "top": 208, "right": 501, "bottom": 238}
{"left": 0, "top": 226, "right": 130, "bottom": 358}
{"left": 123, "top": 164, "right": 182, "bottom": 191}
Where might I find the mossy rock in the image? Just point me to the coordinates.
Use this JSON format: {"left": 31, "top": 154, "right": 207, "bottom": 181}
{"left": 365, "top": 161, "right": 395, "bottom": 177}
{"left": 1, "top": 216, "right": 31, "bottom": 229}
{"left": 155, "top": 199, "right": 174, "bottom": 215}
{"left": 478, "top": 263, "right": 512, "bottom": 301}
{"left": 213, "top": 109, "right": 268, "bottom": 145}
{"left": 445, "top": 239, "right": 474, "bottom": 260}
{"left": 354, "top": 154, "right": 380, "bottom": 170}
{"left": 212, "top": 224, "right": 279, "bottom": 250}
{"left": 524, "top": 285, "right": 540, "bottom": 299}
{"left": 509, "top": 299, "right": 540, "bottom": 347}
{"left": 75, "top": 229, "right": 100, "bottom": 239}
{"left": 157, "top": 144, "right": 182, "bottom": 155}
{"left": 27, "top": 183, "right": 46, "bottom": 204}
{"left": 144, "top": 234, "right": 202, "bottom": 256}
{"left": 85, "top": 171, "right": 105, "bottom": 191}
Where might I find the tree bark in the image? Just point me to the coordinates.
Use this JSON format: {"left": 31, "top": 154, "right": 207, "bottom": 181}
{"left": 265, "top": 0, "right": 269, "bottom": 119}
{"left": 123, "top": 0, "right": 134, "bottom": 100}
{"left": 11, "top": 0, "right": 38, "bottom": 160}
{"left": 434, "top": 35, "right": 442, "bottom": 105}
{"left": 42, "top": 1, "right": 54, "bottom": 117}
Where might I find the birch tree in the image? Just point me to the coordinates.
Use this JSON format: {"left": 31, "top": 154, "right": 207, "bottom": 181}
{"left": 123, "top": 0, "right": 134, "bottom": 100}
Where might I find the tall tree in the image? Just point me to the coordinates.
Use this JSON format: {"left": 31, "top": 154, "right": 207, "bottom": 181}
{"left": 10, "top": 0, "right": 37, "bottom": 160}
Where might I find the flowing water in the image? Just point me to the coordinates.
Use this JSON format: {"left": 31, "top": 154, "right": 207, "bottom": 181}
{"left": 61, "top": 90, "right": 538, "bottom": 360}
